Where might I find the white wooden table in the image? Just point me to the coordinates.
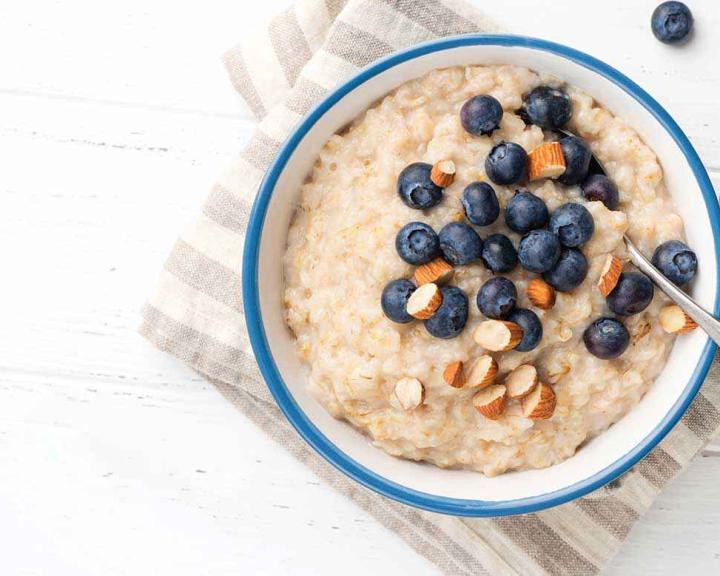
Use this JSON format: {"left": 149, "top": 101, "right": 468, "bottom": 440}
{"left": 1, "top": 1, "right": 719, "bottom": 573}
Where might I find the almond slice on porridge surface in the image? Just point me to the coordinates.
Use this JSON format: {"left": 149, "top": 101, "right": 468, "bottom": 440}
{"left": 597, "top": 254, "right": 623, "bottom": 297}
{"left": 466, "top": 355, "right": 498, "bottom": 388}
{"left": 443, "top": 361, "right": 465, "bottom": 388}
{"left": 473, "top": 385, "right": 507, "bottom": 420}
{"left": 527, "top": 277, "right": 556, "bottom": 310}
{"left": 659, "top": 305, "right": 698, "bottom": 334}
{"left": 393, "top": 377, "right": 425, "bottom": 410}
{"left": 414, "top": 258, "right": 454, "bottom": 286}
{"left": 406, "top": 282, "right": 442, "bottom": 320}
{"left": 522, "top": 382, "right": 556, "bottom": 420}
{"left": 473, "top": 320, "right": 523, "bottom": 352}
{"left": 505, "top": 364, "right": 539, "bottom": 399}
{"left": 430, "top": 160, "right": 456, "bottom": 187}
{"left": 527, "top": 141, "right": 566, "bottom": 181}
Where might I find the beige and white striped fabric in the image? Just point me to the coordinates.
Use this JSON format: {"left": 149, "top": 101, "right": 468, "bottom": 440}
{"left": 140, "top": 0, "right": 720, "bottom": 573}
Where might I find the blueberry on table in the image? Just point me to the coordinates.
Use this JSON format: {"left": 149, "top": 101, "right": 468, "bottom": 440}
{"left": 549, "top": 203, "right": 595, "bottom": 248}
{"left": 397, "top": 162, "right": 444, "bottom": 209}
{"left": 460, "top": 95, "right": 503, "bottom": 136}
{"left": 438, "top": 222, "right": 483, "bottom": 266}
{"left": 381, "top": 279, "right": 416, "bottom": 324}
{"left": 651, "top": 1, "right": 693, "bottom": 44}
{"left": 485, "top": 142, "right": 528, "bottom": 185}
{"left": 581, "top": 174, "right": 619, "bottom": 210}
{"left": 606, "top": 272, "right": 654, "bottom": 316}
{"left": 651, "top": 240, "right": 697, "bottom": 285}
{"left": 462, "top": 182, "right": 500, "bottom": 226}
{"left": 507, "top": 308, "right": 543, "bottom": 352}
{"left": 584, "top": 317, "right": 630, "bottom": 359}
{"left": 395, "top": 221, "right": 440, "bottom": 265}
{"left": 505, "top": 190, "right": 549, "bottom": 233}
{"left": 481, "top": 233, "right": 518, "bottom": 273}
{"left": 477, "top": 277, "right": 518, "bottom": 319}
{"left": 542, "top": 248, "right": 588, "bottom": 292}
{"left": 521, "top": 86, "right": 572, "bottom": 130}
{"left": 424, "top": 286, "right": 469, "bottom": 339}
{"left": 518, "top": 229, "right": 561, "bottom": 273}
{"left": 558, "top": 136, "right": 592, "bottom": 186}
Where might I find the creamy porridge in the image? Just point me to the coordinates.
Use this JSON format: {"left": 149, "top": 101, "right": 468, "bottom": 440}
{"left": 282, "top": 65, "right": 697, "bottom": 476}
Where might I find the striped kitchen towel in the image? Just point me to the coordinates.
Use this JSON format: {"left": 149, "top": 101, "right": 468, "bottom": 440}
{"left": 140, "top": 0, "right": 720, "bottom": 573}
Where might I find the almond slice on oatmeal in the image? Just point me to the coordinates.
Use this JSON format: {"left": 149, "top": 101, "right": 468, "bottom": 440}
{"left": 659, "top": 305, "right": 698, "bottom": 334}
{"left": 406, "top": 283, "right": 442, "bottom": 320}
{"left": 522, "top": 382, "right": 556, "bottom": 420}
{"left": 527, "top": 278, "right": 556, "bottom": 310}
{"left": 430, "top": 160, "right": 456, "bottom": 187}
{"left": 414, "top": 258, "right": 454, "bottom": 286}
{"left": 466, "top": 355, "right": 498, "bottom": 388}
{"left": 505, "top": 364, "right": 539, "bottom": 399}
{"left": 473, "top": 320, "right": 523, "bottom": 352}
{"left": 597, "top": 254, "right": 623, "bottom": 297}
{"left": 473, "top": 385, "right": 507, "bottom": 420}
{"left": 527, "top": 142, "right": 565, "bottom": 181}
{"left": 443, "top": 361, "right": 465, "bottom": 388}
{"left": 393, "top": 377, "right": 425, "bottom": 410}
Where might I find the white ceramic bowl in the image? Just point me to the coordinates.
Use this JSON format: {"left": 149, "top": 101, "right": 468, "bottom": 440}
{"left": 243, "top": 35, "right": 719, "bottom": 516}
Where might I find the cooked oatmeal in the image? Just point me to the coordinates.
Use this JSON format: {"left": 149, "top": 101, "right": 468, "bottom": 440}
{"left": 283, "top": 65, "right": 685, "bottom": 476}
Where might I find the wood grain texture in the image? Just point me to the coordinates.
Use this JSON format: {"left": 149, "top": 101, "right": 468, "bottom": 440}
{"left": 0, "top": 0, "right": 718, "bottom": 574}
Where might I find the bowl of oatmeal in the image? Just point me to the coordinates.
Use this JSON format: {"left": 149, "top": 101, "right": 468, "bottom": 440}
{"left": 243, "top": 35, "right": 719, "bottom": 516}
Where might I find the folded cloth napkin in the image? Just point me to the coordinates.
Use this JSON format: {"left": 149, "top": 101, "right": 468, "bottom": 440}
{"left": 140, "top": 0, "right": 720, "bottom": 573}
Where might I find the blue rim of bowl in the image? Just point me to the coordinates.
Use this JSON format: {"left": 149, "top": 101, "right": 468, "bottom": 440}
{"left": 242, "top": 34, "right": 720, "bottom": 516}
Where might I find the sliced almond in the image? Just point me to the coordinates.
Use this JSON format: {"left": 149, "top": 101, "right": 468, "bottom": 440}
{"left": 597, "top": 255, "right": 623, "bottom": 297}
{"left": 443, "top": 361, "right": 465, "bottom": 388}
{"left": 466, "top": 355, "right": 498, "bottom": 389}
{"left": 522, "top": 383, "right": 556, "bottom": 420}
{"left": 393, "top": 377, "right": 425, "bottom": 410}
{"left": 505, "top": 364, "right": 539, "bottom": 399}
{"left": 527, "top": 278, "right": 556, "bottom": 310}
{"left": 473, "top": 320, "right": 523, "bottom": 352}
{"left": 406, "top": 283, "right": 442, "bottom": 320}
{"left": 430, "top": 160, "right": 456, "bottom": 187}
{"left": 473, "top": 385, "right": 507, "bottom": 420}
{"left": 659, "top": 305, "right": 698, "bottom": 334}
{"left": 527, "top": 142, "right": 566, "bottom": 181}
{"left": 414, "top": 258, "right": 454, "bottom": 286}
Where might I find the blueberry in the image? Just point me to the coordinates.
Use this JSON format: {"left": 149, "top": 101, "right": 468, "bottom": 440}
{"left": 424, "top": 286, "right": 469, "bottom": 339}
{"left": 481, "top": 233, "right": 518, "bottom": 273}
{"left": 381, "top": 279, "right": 415, "bottom": 324}
{"left": 507, "top": 308, "right": 543, "bottom": 352}
{"left": 460, "top": 95, "right": 503, "bottom": 136}
{"left": 518, "top": 229, "right": 561, "bottom": 273}
{"left": 505, "top": 190, "right": 549, "bottom": 233}
{"left": 549, "top": 203, "right": 595, "bottom": 248}
{"left": 651, "top": 240, "right": 698, "bottom": 285}
{"left": 581, "top": 174, "right": 619, "bottom": 210}
{"left": 485, "top": 142, "right": 528, "bottom": 185}
{"left": 651, "top": 1, "right": 693, "bottom": 44}
{"left": 477, "top": 277, "right": 517, "bottom": 319}
{"left": 583, "top": 317, "right": 630, "bottom": 359}
{"left": 606, "top": 272, "right": 654, "bottom": 316}
{"left": 438, "top": 222, "right": 483, "bottom": 266}
{"left": 522, "top": 86, "right": 572, "bottom": 130}
{"left": 558, "top": 136, "right": 592, "bottom": 185}
{"left": 462, "top": 182, "right": 499, "bottom": 226}
{"left": 397, "top": 162, "right": 444, "bottom": 209}
{"left": 395, "top": 222, "right": 440, "bottom": 265}
{"left": 542, "top": 248, "right": 588, "bottom": 292}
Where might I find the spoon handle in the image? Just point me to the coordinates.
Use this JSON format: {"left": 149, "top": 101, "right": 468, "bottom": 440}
{"left": 624, "top": 236, "right": 720, "bottom": 346}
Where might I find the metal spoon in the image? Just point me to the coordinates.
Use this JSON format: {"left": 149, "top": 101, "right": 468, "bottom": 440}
{"left": 557, "top": 129, "right": 720, "bottom": 345}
